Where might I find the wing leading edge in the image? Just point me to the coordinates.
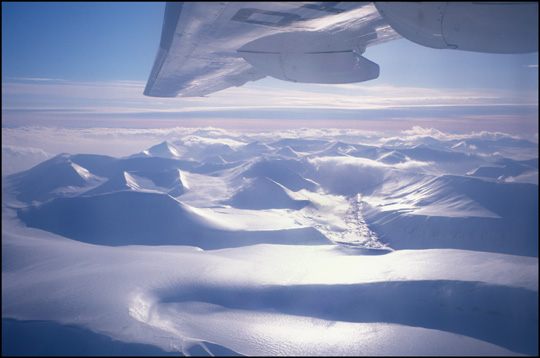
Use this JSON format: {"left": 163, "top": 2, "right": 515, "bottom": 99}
{"left": 144, "top": 2, "right": 184, "bottom": 97}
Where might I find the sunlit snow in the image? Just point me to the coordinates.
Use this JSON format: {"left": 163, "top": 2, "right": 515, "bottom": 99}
{"left": 2, "top": 127, "right": 538, "bottom": 356}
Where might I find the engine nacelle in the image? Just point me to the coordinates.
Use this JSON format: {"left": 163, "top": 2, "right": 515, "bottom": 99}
{"left": 374, "top": 2, "right": 538, "bottom": 54}
{"left": 238, "top": 31, "right": 379, "bottom": 84}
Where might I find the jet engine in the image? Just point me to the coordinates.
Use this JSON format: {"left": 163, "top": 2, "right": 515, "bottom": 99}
{"left": 374, "top": 2, "right": 538, "bottom": 53}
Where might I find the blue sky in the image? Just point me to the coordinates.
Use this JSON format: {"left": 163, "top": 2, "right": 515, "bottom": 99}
{"left": 2, "top": 2, "right": 163, "bottom": 80}
{"left": 1, "top": 2, "right": 538, "bottom": 135}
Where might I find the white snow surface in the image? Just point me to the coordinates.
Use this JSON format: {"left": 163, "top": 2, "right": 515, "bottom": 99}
{"left": 2, "top": 127, "right": 538, "bottom": 356}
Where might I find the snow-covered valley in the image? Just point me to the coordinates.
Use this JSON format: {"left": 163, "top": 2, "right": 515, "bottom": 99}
{"left": 2, "top": 127, "right": 538, "bottom": 355}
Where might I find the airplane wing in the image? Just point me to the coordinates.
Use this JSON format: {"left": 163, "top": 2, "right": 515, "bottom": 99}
{"left": 144, "top": 2, "right": 538, "bottom": 98}
{"left": 144, "top": 2, "right": 397, "bottom": 97}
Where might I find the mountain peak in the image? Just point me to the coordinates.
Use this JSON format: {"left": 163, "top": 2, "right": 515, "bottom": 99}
{"left": 146, "top": 141, "right": 181, "bottom": 158}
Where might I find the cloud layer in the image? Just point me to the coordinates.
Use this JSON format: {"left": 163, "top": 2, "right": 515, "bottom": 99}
{"left": 2, "top": 77, "right": 538, "bottom": 136}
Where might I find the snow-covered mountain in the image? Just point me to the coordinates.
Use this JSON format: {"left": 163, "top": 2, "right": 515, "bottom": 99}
{"left": 2, "top": 128, "right": 538, "bottom": 356}
{"left": 19, "top": 190, "right": 326, "bottom": 248}
{"left": 7, "top": 154, "right": 104, "bottom": 202}
{"left": 225, "top": 176, "right": 311, "bottom": 210}
{"left": 364, "top": 174, "right": 538, "bottom": 256}
{"left": 143, "top": 141, "right": 182, "bottom": 158}
{"left": 238, "top": 157, "right": 318, "bottom": 192}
